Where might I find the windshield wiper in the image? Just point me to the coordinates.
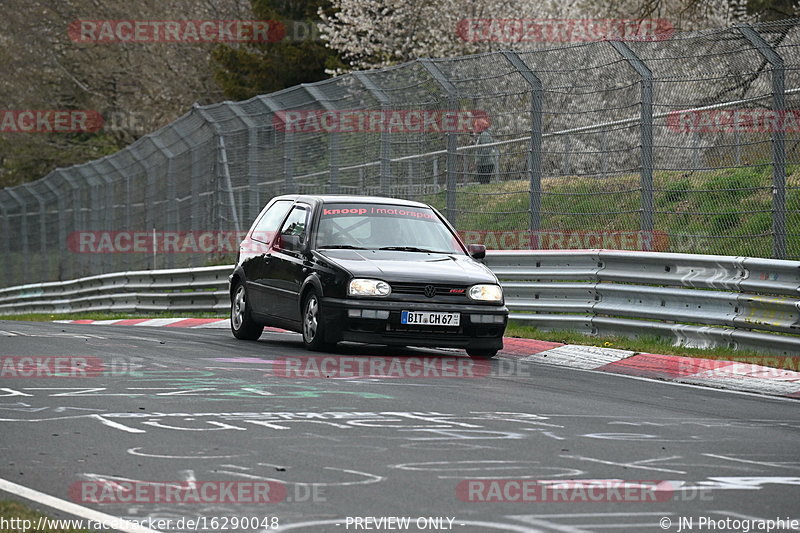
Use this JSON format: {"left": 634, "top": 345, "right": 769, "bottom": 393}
{"left": 378, "top": 246, "right": 448, "bottom": 254}
{"left": 318, "top": 244, "right": 369, "bottom": 250}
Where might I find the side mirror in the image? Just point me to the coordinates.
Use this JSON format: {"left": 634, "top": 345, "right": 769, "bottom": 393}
{"left": 278, "top": 232, "right": 308, "bottom": 253}
{"left": 279, "top": 233, "right": 299, "bottom": 250}
{"left": 468, "top": 243, "right": 486, "bottom": 259}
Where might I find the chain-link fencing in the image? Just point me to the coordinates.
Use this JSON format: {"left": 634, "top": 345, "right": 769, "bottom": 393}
{"left": 1, "top": 19, "right": 799, "bottom": 288}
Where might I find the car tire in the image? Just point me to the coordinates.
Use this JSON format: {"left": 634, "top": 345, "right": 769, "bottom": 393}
{"left": 231, "top": 281, "right": 263, "bottom": 341}
{"left": 302, "top": 290, "right": 334, "bottom": 351}
{"left": 466, "top": 349, "right": 498, "bottom": 359}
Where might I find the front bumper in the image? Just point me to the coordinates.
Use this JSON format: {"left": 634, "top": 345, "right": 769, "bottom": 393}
{"left": 320, "top": 296, "right": 507, "bottom": 350}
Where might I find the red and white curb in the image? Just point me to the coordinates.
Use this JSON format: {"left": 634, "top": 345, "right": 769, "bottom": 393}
{"left": 55, "top": 319, "right": 800, "bottom": 399}
{"left": 506, "top": 343, "right": 800, "bottom": 399}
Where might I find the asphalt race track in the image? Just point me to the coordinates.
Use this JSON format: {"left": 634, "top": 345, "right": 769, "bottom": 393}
{"left": 1, "top": 321, "right": 799, "bottom": 532}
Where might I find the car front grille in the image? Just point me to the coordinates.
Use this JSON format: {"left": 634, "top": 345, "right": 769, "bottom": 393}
{"left": 390, "top": 282, "right": 469, "bottom": 300}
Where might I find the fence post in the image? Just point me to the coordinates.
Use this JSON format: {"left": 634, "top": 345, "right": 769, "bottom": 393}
{"left": 105, "top": 156, "right": 132, "bottom": 271}
{"left": 738, "top": 25, "right": 786, "bottom": 259}
{"left": 354, "top": 71, "right": 392, "bottom": 196}
{"left": 258, "top": 96, "right": 296, "bottom": 195}
{"left": 734, "top": 128, "right": 742, "bottom": 166}
{"left": 194, "top": 106, "right": 242, "bottom": 235}
{"left": 502, "top": 51, "right": 543, "bottom": 233}
{"left": 124, "top": 147, "right": 153, "bottom": 272}
{"left": 304, "top": 85, "right": 340, "bottom": 194}
{"left": 610, "top": 40, "right": 655, "bottom": 235}
{"left": 189, "top": 146, "right": 205, "bottom": 268}
{"left": 41, "top": 178, "right": 67, "bottom": 280}
{"left": 76, "top": 165, "right": 104, "bottom": 275}
{"left": 420, "top": 59, "right": 459, "bottom": 226}
{"left": 21, "top": 184, "right": 47, "bottom": 282}
{"left": 228, "top": 103, "right": 262, "bottom": 221}
{"left": 0, "top": 192, "right": 12, "bottom": 285}
{"left": 217, "top": 134, "right": 241, "bottom": 233}
{"left": 284, "top": 130, "right": 296, "bottom": 194}
{"left": 149, "top": 137, "right": 178, "bottom": 268}
{"left": 55, "top": 169, "right": 83, "bottom": 281}
{"left": 128, "top": 144, "right": 158, "bottom": 269}
{"left": 6, "top": 190, "right": 29, "bottom": 284}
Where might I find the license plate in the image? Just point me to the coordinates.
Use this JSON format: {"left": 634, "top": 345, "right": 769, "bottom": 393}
{"left": 401, "top": 311, "right": 460, "bottom": 326}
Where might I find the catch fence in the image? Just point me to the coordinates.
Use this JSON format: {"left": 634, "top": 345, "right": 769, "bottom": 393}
{"left": 2, "top": 19, "right": 800, "bottom": 287}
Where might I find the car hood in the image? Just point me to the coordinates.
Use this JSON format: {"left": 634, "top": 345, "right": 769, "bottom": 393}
{"left": 316, "top": 249, "right": 497, "bottom": 285}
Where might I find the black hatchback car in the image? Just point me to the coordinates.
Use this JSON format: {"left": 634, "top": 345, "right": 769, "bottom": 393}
{"left": 229, "top": 195, "right": 507, "bottom": 357}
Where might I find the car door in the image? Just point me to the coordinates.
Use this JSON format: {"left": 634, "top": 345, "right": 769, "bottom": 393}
{"left": 241, "top": 199, "right": 293, "bottom": 314}
{"left": 263, "top": 203, "right": 312, "bottom": 323}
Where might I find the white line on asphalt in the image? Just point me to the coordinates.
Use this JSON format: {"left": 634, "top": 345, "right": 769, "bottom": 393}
{"left": 703, "top": 453, "right": 800, "bottom": 470}
{"left": 89, "top": 414, "right": 146, "bottom": 433}
{"left": 0, "top": 477, "right": 162, "bottom": 533}
{"left": 561, "top": 454, "right": 687, "bottom": 474}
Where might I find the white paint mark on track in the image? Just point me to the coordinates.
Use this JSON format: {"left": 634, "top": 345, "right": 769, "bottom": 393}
{"left": 702, "top": 453, "right": 800, "bottom": 470}
{"left": 91, "top": 414, "right": 146, "bottom": 433}
{"left": 127, "top": 447, "right": 247, "bottom": 460}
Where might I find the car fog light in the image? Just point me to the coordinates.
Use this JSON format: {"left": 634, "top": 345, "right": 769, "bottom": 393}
{"left": 471, "top": 314, "right": 505, "bottom": 324}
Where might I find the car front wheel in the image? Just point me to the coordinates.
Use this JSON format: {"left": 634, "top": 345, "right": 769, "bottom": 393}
{"left": 231, "top": 281, "right": 263, "bottom": 340}
{"left": 302, "top": 291, "right": 333, "bottom": 351}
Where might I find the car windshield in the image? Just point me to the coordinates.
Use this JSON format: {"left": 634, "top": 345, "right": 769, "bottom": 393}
{"left": 316, "top": 203, "right": 463, "bottom": 254}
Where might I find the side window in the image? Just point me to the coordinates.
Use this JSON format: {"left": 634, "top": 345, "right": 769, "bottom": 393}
{"left": 278, "top": 206, "right": 310, "bottom": 251}
{"left": 251, "top": 200, "right": 292, "bottom": 244}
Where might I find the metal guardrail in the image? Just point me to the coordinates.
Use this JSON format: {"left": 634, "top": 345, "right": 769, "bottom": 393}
{"left": 487, "top": 250, "right": 800, "bottom": 356}
{"left": 1, "top": 251, "right": 798, "bottom": 355}
{"left": 0, "top": 266, "right": 231, "bottom": 315}
{"left": 4, "top": 20, "right": 800, "bottom": 294}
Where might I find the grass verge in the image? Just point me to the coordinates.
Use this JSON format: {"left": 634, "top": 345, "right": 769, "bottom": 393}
{"left": 423, "top": 165, "right": 800, "bottom": 258}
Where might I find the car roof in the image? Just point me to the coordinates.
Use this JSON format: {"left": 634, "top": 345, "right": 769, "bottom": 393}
{"left": 272, "top": 194, "right": 431, "bottom": 209}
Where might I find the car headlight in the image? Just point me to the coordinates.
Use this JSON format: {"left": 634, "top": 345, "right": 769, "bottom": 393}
{"left": 468, "top": 284, "right": 503, "bottom": 302}
{"left": 348, "top": 278, "right": 391, "bottom": 297}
